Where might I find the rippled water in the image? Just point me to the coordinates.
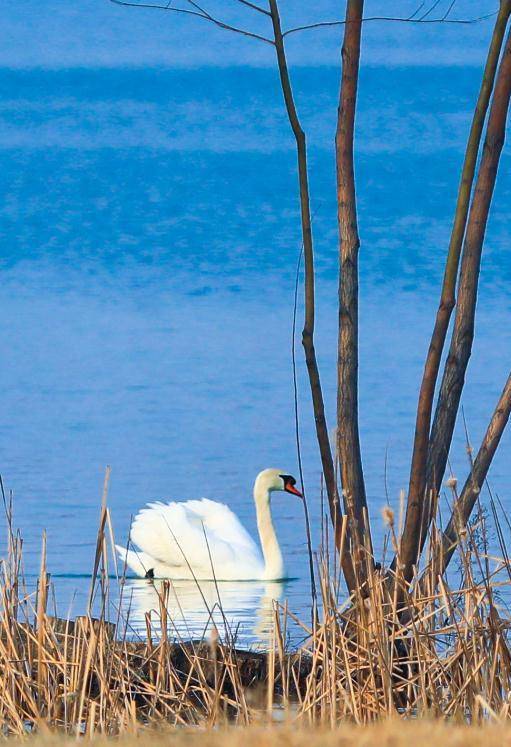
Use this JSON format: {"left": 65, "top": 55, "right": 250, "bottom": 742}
{"left": 0, "top": 64, "right": 509, "bottom": 646}
{"left": 119, "top": 579, "right": 287, "bottom": 646}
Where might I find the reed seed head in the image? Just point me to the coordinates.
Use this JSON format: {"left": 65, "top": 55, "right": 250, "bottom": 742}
{"left": 381, "top": 505, "right": 395, "bottom": 528}
{"left": 209, "top": 623, "right": 219, "bottom": 650}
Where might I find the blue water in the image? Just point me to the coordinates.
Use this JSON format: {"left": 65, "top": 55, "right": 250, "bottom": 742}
{"left": 0, "top": 63, "right": 510, "bottom": 644}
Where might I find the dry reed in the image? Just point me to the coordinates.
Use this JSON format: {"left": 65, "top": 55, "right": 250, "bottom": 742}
{"left": 1, "top": 479, "right": 511, "bottom": 736}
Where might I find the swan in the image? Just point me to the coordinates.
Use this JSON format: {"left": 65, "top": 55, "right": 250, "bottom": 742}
{"left": 115, "top": 468, "right": 302, "bottom": 581}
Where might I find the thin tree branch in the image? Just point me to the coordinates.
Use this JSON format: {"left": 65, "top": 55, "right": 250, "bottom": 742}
{"left": 403, "top": 371, "right": 511, "bottom": 618}
{"left": 109, "top": 0, "right": 495, "bottom": 43}
{"left": 291, "top": 245, "right": 318, "bottom": 619}
{"left": 398, "top": 0, "right": 511, "bottom": 585}
{"left": 433, "top": 371, "right": 511, "bottom": 578}
{"left": 426, "top": 25, "right": 511, "bottom": 519}
{"left": 408, "top": 2, "right": 427, "bottom": 21}
{"left": 418, "top": 0, "right": 443, "bottom": 22}
{"left": 282, "top": 11, "right": 497, "bottom": 37}
{"left": 268, "top": 0, "right": 356, "bottom": 592}
{"left": 108, "top": 0, "right": 275, "bottom": 44}
{"left": 336, "top": 0, "right": 373, "bottom": 585}
{"left": 232, "top": 0, "right": 270, "bottom": 16}
{"left": 441, "top": 1, "right": 457, "bottom": 22}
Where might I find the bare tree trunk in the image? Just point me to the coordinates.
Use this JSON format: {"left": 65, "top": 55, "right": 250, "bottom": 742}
{"left": 268, "top": 0, "right": 356, "bottom": 590}
{"left": 425, "top": 28, "right": 511, "bottom": 510}
{"left": 399, "top": 4, "right": 511, "bottom": 581}
{"left": 430, "top": 371, "right": 511, "bottom": 579}
{"left": 336, "top": 0, "right": 373, "bottom": 575}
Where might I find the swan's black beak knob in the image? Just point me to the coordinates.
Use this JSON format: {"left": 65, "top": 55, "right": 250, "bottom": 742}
{"left": 280, "top": 474, "right": 303, "bottom": 498}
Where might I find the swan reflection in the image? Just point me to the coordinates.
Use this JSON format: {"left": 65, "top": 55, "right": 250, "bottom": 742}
{"left": 120, "top": 578, "right": 284, "bottom": 648}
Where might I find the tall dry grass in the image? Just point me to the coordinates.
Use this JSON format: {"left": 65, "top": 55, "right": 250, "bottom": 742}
{"left": 1, "top": 477, "right": 511, "bottom": 735}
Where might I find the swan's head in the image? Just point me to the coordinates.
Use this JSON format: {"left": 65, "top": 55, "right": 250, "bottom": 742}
{"left": 254, "top": 468, "right": 303, "bottom": 499}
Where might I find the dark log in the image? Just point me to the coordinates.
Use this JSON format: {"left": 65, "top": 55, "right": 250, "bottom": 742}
{"left": 23, "top": 617, "right": 313, "bottom": 699}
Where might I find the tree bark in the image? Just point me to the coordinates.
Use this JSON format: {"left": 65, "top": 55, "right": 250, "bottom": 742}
{"left": 268, "top": 0, "right": 356, "bottom": 590}
{"left": 336, "top": 0, "right": 372, "bottom": 576}
{"left": 399, "top": 3, "right": 511, "bottom": 582}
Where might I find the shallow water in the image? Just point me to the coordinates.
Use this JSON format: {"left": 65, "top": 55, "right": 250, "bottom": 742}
{"left": 0, "top": 63, "right": 510, "bottom": 646}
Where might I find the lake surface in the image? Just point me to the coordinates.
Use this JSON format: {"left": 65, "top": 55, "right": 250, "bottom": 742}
{"left": 0, "top": 64, "right": 510, "bottom": 645}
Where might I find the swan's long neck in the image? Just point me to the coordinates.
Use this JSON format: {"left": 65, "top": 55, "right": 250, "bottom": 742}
{"left": 254, "top": 480, "right": 284, "bottom": 581}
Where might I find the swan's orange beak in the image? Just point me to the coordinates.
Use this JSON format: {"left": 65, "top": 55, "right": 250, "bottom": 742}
{"left": 285, "top": 483, "right": 303, "bottom": 498}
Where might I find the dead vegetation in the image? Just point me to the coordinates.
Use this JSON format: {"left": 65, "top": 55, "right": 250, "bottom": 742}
{"left": 22, "top": 721, "right": 511, "bottom": 747}
{"left": 1, "top": 476, "right": 511, "bottom": 736}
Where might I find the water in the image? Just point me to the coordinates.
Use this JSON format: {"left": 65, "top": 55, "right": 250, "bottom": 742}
{"left": 0, "top": 61, "right": 510, "bottom": 646}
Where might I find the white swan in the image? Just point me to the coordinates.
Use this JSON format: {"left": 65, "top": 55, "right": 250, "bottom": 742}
{"left": 115, "top": 468, "right": 302, "bottom": 581}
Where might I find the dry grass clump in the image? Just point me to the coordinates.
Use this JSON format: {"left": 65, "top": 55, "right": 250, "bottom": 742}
{"left": 1, "top": 480, "right": 511, "bottom": 735}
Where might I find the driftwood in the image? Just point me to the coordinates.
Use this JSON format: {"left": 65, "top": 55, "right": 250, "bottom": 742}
{"left": 14, "top": 616, "right": 313, "bottom": 701}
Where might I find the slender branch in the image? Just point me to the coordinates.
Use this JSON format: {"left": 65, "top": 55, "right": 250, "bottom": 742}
{"left": 426, "top": 26, "right": 511, "bottom": 520}
{"left": 398, "top": 1, "right": 511, "bottom": 584}
{"left": 336, "top": 0, "right": 373, "bottom": 583}
{"left": 408, "top": 2, "right": 427, "bottom": 20}
{"left": 268, "top": 0, "right": 356, "bottom": 591}
{"left": 418, "top": 0, "right": 443, "bottom": 22}
{"left": 404, "top": 371, "right": 511, "bottom": 616}
{"left": 233, "top": 0, "right": 270, "bottom": 16}
{"left": 108, "top": 0, "right": 275, "bottom": 44}
{"left": 291, "top": 245, "right": 318, "bottom": 617}
{"left": 441, "top": 1, "right": 457, "bottom": 22}
{"left": 282, "top": 11, "right": 497, "bottom": 37}
{"left": 109, "top": 0, "right": 494, "bottom": 43}
{"left": 433, "top": 371, "right": 511, "bottom": 578}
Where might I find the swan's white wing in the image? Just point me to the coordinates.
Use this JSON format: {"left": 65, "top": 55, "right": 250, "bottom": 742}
{"left": 184, "top": 499, "right": 257, "bottom": 552}
{"left": 115, "top": 545, "right": 156, "bottom": 576}
{"left": 130, "top": 498, "right": 261, "bottom": 577}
